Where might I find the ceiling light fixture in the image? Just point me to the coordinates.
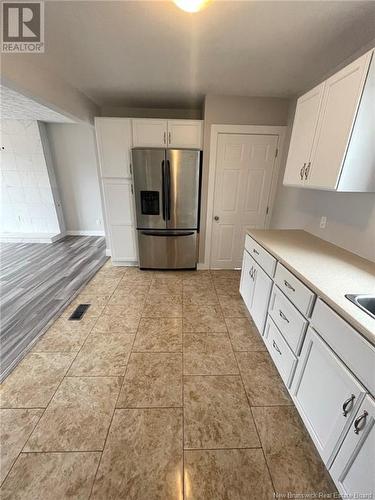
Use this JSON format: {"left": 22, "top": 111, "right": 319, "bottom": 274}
{"left": 173, "top": 0, "right": 212, "bottom": 13}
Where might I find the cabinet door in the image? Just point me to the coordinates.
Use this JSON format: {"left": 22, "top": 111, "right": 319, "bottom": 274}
{"left": 308, "top": 52, "right": 371, "bottom": 189}
{"left": 103, "top": 179, "right": 137, "bottom": 262}
{"left": 132, "top": 119, "right": 167, "bottom": 147}
{"left": 251, "top": 260, "right": 273, "bottom": 334}
{"left": 167, "top": 120, "right": 203, "bottom": 149}
{"left": 110, "top": 226, "right": 137, "bottom": 262}
{"left": 95, "top": 118, "right": 132, "bottom": 178}
{"left": 330, "top": 395, "right": 375, "bottom": 498}
{"left": 239, "top": 250, "right": 255, "bottom": 312}
{"left": 291, "top": 327, "right": 366, "bottom": 466}
{"left": 283, "top": 83, "right": 324, "bottom": 187}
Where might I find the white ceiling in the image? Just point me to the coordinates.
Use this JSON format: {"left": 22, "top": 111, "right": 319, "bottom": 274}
{"left": 0, "top": 85, "right": 74, "bottom": 122}
{"left": 6, "top": 0, "right": 375, "bottom": 108}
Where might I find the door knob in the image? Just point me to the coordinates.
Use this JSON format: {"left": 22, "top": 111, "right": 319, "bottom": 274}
{"left": 214, "top": 216, "right": 219, "bottom": 221}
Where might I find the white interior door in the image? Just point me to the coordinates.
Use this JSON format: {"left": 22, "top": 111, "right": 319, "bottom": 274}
{"left": 210, "top": 133, "right": 278, "bottom": 269}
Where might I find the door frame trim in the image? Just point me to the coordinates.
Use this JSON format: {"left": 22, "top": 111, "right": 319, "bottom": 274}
{"left": 203, "top": 124, "right": 286, "bottom": 269}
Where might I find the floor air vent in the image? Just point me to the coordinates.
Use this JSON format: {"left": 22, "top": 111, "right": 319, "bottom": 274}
{"left": 69, "top": 304, "right": 91, "bottom": 321}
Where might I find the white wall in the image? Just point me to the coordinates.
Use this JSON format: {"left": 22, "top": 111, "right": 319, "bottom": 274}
{"left": 45, "top": 123, "right": 104, "bottom": 235}
{"left": 0, "top": 119, "right": 62, "bottom": 237}
{"left": 270, "top": 102, "right": 375, "bottom": 262}
{"left": 200, "top": 94, "right": 290, "bottom": 263}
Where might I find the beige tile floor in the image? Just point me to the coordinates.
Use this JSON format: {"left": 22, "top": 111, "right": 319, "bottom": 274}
{"left": 0, "top": 263, "right": 337, "bottom": 499}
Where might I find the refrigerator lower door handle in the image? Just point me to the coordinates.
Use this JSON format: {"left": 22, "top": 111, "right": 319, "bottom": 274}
{"left": 140, "top": 231, "right": 195, "bottom": 237}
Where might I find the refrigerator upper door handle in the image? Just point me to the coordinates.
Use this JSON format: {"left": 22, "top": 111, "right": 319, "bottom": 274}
{"left": 161, "top": 160, "right": 166, "bottom": 221}
{"left": 166, "top": 159, "right": 171, "bottom": 220}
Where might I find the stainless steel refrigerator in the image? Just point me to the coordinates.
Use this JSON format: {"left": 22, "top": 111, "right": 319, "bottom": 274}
{"left": 132, "top": 148, "right": 201, "bottom": 269}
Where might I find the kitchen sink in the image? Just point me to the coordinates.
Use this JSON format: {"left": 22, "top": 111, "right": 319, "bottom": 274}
{"left": 345, "top": 294, "right": 375, "bottom": 319}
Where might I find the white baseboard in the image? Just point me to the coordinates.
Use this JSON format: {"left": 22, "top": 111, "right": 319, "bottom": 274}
{"left": 0, "top": 232, "right": 63, "bottom": 244}
{"left": 66, "top": 230, "right": 105, "bottom": 237}
{"left": 197, "top": 262, "right": 209, "bottom": 270}
{"left": 111, "top": 260, "right": 138, "bottom": 267}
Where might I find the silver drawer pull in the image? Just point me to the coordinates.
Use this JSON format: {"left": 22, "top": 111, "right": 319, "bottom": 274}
{"left": 279, "top": 310, "right": 289, "bottom": 323}
{"left": 252, "top": 248, "right": 259, "bottom": 255}
{"left": 342, "top": 394, "right": 355, "bottom": 417}
{"left": 283, "top": 280, "right": 295, "bottom": 292}
{"left": 272, "top": 340, "right": 282, "bottom": 355}
{"left": 354, "top": 410, "right": 368, "bottom": 434}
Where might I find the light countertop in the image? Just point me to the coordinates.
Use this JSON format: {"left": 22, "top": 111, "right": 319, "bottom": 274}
{"left": 248, "top": 229, "right": 375, "bottom": 346}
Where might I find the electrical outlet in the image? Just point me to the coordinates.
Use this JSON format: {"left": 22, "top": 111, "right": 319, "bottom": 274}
{"left": 320, "top": 216, "right": 327, "bottom": 229}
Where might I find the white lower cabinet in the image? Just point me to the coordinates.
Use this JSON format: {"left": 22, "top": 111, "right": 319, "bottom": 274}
{"left": 110, "top": 226, "right": 137, "bottom": 262}
{"left": 102, "top": 179, "right": 137, "bottom": 263}
{"left": 291, "top": 327, "right": 366, "bottom": 466}
{"left": 240, "top": 234, "right": 375, "bottom": 496}
{"left": 239, "top": 249, "right": 256, "bottom": 312}
{"left": 330, "top": 395, "right": 375, "bottom": 497}
{"left": 240, "top": 250, "right": 272, "bottom": 334}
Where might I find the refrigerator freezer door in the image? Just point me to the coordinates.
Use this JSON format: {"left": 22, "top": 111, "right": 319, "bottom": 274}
{"left": 132, "top": 149, "right": 166, "bottom": 229}
{"left": 166, "top": 149, "right": 201, "bottom": 229}
{"left": 137, "top": 230, "right": 198, "bottom": 269}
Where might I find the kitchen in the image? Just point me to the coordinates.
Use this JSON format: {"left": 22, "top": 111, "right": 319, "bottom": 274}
{"left": 0, "top": 1, "right": 374, "bottom": 499}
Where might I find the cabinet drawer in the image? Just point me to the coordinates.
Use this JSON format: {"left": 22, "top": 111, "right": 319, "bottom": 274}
{"left": 264, "top": 316, "right": 297, "bottom": 388}
{"left": 245, "top": 235, "right": 276, "bottom": 277}
{"left": 268, "top": 285, "right": 308, "bottom": 354}
{"left": 274, "top": 263, "right": 315, "bottom": 316}
{"left": 311, "top": 299, "right": 375, "bottom": 395}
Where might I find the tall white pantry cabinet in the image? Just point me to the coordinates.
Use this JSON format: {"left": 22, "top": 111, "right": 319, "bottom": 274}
{"left": 95, "top": 117, "right": 203, "bottom": 265}
{"left": 283, "top": 48, "right": 375, "bottom": 192}
{"left": 95, "top": 118, "right": 137, "bottom": 264}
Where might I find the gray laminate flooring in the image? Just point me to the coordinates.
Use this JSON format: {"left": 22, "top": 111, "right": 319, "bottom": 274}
{"left": 0, "top": 236, "right": 107, "bottom": 382}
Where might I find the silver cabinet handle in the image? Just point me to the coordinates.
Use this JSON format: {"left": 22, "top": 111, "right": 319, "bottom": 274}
{"left": 272, "top": 340, "right": 282, "bottom": 355}
{"left": 342, "top": 394, "right": 355, "bottom": 417}
{"left": 163, "top": 132, "right": 166, "bottom": 144}
{"left": 354, "top": 410, "right": 368, "bottom": 434}
{"left": 300, "top": 163, "right": 306, "bottom": 180}
{"left": 283, "top": 280, "right": 295, "bottom": 292}
{"left": 252, "top": 248, "right": 259, "bottom": 255}
{"left": 249, "top": 267, "right": 256, "bottom": 281}
{"left": 168, "top": 131, "right": 171, "bottom": 144}
{"left": 279, "top": 310, "right": 289, "bottom": 323}
{"left": 305, "top": 161, "right": 311, "bottom": 180}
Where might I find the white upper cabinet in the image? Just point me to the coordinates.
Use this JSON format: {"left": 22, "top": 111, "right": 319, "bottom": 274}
{"left": 132, "top": 119, "right": 203, "bottom": 149}
{"left": 167, "top": 120, "right": 203, "bottom": 149}
{"left": 95, "top": 118, "right": 132, "bottom": 178}
{"left": 283, "top": 83, "right": 324, "bottom": 187}
{"left": 132, "top": 119, "right": 168, "bottom": 148}
{"left": 283, "top": 49, "right": 374, "bottom": 192}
